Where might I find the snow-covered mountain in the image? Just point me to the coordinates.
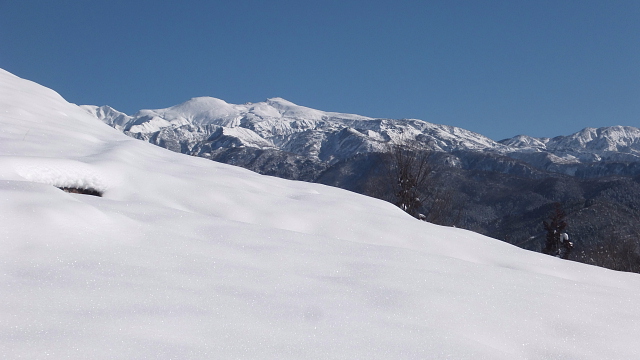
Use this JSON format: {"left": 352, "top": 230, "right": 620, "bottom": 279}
{"left": 501, "top": 126, "right": 640, "bottom": 163}
{"left": 4, "top": 69, "right": 640, "bottom": 358}
{"left": 82, "top": 97, "right": 505, "bottom": 163}
{"left": 85, "top": 98, "right": 640, "bottom": 177}
{"left": 502, "top": 126, "right": 640, "bottom": 153}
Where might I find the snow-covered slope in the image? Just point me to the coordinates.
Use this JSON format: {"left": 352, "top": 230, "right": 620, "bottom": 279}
{"left": 3, "top": 68, "right": 640, "bottom": 359}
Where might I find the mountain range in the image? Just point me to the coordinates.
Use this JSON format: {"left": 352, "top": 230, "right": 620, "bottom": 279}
{"left": 83, "top": 97, "right": 640, "bottom": 175}
{"left": 84, "top": 97, "right": 640, "bottom": 268}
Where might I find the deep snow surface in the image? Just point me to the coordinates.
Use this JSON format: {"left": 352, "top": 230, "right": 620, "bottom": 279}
{"left": 2, "top": 68, "right": 640, "bottom": 359}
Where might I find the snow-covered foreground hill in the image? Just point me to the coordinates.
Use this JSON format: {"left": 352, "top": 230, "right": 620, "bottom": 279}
{"left": 2, "top": 68, "right": 640, "bottom": 359}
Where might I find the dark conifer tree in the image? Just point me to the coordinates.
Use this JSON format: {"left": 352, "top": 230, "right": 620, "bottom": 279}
{"left": 542, "top": 203, "right": 568, "bottom": 257}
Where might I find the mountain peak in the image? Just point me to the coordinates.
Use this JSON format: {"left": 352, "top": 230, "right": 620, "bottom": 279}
{"left": 499, "top": 134, "right": 548, "bottom": 149}
{"left": 265, "top": 97, "right": 295, "bottom": 106}
{"left": 264, "top": 97, "right": 327, "bottom": 120}
{"left": 169, "top": 96, "right": 233, "bottom": 113}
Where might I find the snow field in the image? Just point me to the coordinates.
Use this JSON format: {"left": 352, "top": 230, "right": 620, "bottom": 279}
{"left": 1, "top": 67, "right": 640, "bottom": 359}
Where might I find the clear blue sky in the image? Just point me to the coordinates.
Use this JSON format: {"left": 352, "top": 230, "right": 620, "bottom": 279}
{"left": 1, "top": 0, "right": 638, "bottom": 140}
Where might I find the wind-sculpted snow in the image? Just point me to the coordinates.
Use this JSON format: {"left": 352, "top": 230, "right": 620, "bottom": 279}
{"left": 4, "top": 67, "right": 640, "bottom": 359}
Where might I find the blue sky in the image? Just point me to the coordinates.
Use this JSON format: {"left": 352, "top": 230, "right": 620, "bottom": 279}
{"left": 1, "top": 0, "right": 638, "bottom": 140}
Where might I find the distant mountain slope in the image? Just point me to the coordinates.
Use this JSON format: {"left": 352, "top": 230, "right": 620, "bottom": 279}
{"left": 500, "top": 126, "right": 640, "bottom": 171}
{"left": 501, "top": 126, "right": 640, "bottom": 155}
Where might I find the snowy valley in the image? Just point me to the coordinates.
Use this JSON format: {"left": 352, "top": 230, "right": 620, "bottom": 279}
{"left": 2, "top": 68, "right": 640, "bottom": 359}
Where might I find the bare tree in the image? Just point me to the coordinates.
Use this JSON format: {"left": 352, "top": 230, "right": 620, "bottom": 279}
{"left": 361, "top": 141, "right": 462, "bottom": 225}
{"left": 385, "top": 142, "right": 432, "bottom": 219}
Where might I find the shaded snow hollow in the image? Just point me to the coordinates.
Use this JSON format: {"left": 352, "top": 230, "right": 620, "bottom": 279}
{"left": 2, "top": 68, "right": 640, "bottom": 359}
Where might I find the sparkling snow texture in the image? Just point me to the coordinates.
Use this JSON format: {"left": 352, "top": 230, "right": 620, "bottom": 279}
{"left": 2, "top": 68, "right": 640, "bottom": 359}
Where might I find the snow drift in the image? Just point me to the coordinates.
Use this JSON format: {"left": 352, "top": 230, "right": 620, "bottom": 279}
{"left": 1, "top": 68, "right": 640, "bottom": 359}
